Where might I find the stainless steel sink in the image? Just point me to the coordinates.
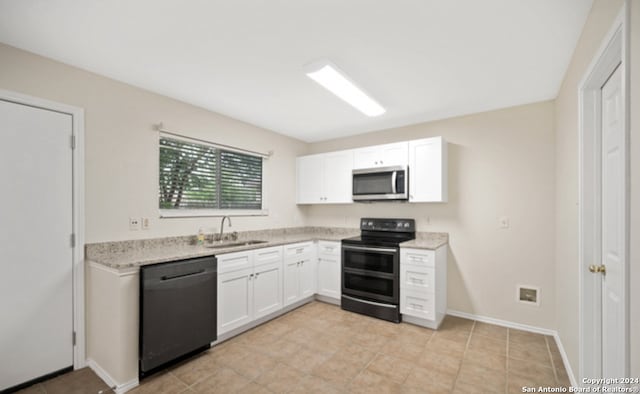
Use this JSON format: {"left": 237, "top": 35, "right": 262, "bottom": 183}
{"left": 204, "top": 240, "right": 268, "bottom": 249}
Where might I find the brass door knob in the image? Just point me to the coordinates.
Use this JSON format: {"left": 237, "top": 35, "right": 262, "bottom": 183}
{"left": 589, "top": 264, "right": 606, "bottom": 274}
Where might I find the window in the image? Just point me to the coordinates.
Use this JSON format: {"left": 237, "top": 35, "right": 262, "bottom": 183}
{"left": 159, "top": 136, "right": 263, "bottom": 212}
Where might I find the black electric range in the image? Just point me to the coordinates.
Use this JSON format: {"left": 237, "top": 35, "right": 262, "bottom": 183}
{"left": 341, "top": 218, "right": 415, "bottom": 322}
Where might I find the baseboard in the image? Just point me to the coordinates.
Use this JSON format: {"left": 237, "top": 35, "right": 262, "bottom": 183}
{"left": 552, "top": 333, "right": 578, "bottom": 387}
{"left": 446, "top": 309, "right": 577, "bottom": 386}
{"left": 315, "top": 294, "right": 340, "bottom": 305}
{"left": 86, "top": 359, "right": 138, "bottom": 394}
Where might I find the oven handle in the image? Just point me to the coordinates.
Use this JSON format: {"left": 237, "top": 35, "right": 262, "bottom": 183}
{"left": 342, "top": 245, "right": 397, "bottom": 254}
{"left": 342, "top": 295, "right": 398, "bottom": 309}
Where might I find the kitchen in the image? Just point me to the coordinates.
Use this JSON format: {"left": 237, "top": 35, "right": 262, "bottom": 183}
{"left": 0, "top": 1, "right": 638, "bottom": 394}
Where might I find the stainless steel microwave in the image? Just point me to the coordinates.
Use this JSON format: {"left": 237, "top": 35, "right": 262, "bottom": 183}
{"left": 352, "top": 166, "right": 408, "bottom": 201}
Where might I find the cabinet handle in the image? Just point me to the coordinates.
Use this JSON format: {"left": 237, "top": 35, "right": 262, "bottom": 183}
{"left": 380, "top": 160, "right": 384, "bottom": 164}
{"left": 255, "top": 273, "right": 259, "bottom": 279}
{"left": 410, "top": 303, "right": 424, "bottom": 310}
{"left": 375, "top": 161, "right": 378, "bottom": 165}
{"left": 410, "top": 278, "right": 425, "bottom": 284}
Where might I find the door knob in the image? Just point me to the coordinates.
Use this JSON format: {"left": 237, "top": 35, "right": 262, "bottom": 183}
{"left": 589, "top": 264, "right": 606, "bottom": 274}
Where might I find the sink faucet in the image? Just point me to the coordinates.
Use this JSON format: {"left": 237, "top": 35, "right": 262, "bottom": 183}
{"left": 217, "top": 216, "right": 232, "bottom": 241}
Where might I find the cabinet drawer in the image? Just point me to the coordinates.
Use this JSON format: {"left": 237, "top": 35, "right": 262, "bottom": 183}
{"left": 400, "top": 265, "right": 435, "bottom": 292}
{"left": 317, "top": 241, "right": 340, "bottom": 257}
{"left": 217, "top": 250, "right": 253, "bottom": 273}
{"left": 253, "top": 246, "right": 283, "bottom": 267}
{"left": 284, "top": 242, "right": 313, "bottom": 259}
{"left": 401, "top": 289, "right": 435, "bottom": 321}
{"left": 401, "top": 248, "right": 435, "bottom": 268}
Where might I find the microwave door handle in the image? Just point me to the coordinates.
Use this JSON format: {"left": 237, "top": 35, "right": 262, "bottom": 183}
{"left": 391, "top": 171, "right": 397, "bottom": 194}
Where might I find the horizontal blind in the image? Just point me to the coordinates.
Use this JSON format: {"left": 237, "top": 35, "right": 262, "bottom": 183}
{"left": 159, "top": 136, "right": 263, "bottom": 210}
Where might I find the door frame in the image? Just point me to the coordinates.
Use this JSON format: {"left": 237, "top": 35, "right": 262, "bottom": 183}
{"left": 578, "top": 3, "right": 629, "bottom": 382}
{"left": 0, "top": 89, "right": 86, "bottom": 370}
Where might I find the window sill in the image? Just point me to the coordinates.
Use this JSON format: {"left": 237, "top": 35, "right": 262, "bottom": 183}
{"left": 159, "top": 209, "right": 269, "bottom": 218}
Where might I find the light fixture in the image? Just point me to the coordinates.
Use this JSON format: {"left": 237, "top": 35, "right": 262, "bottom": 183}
{"left": 304, "top": 59, "right": 385, "bottom": 117}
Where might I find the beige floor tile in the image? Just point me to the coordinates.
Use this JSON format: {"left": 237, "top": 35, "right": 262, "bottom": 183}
{"left": 426, "top": 335, "right": 467, "bottom": 358}
{"left": 171, "top": 352, "right": 221, "bottom": 386}
{"left": 416, "top": 349, "right": 462, "bottom": 377}
{"left": 312, "top": 355, "right": 365, "bottom": 386}
{"left": 508, "top": 341, "right": 552, "bottom": 366}
{"left": 14, "top": 383, "right": 47, "bottom": 394}
{"left": 288, "top": 375, "right": 345, "bottom": 394}
{"left": 453, "top": 381, "right": 503, "bottom": 394}
{"left": 225, "top": 351, "right": 279, "bottom": 380}
{"left": 380, "top": 337, "right": 427, "bottom": 362}
{"left": 465, "top": 347, "right": 507, "bottom": 371}
{"left": 351, "top": 330, "right": 392, "bottom": 351}
{"left": 254, "top": 362, "right": 306, "bottom": 393}
{"left": 131, "top": 372, "right": 189, "bottom": 394}
{"left": 468, "top": 334, "right": 507, "bottom": 355}
{"left": 335, "top": 343, "right": 376, "bottom": 367}
{"left": 556, "top": 367, "right": 571, "bottom": 387}
{"left": 367, "top": 319, "right": 403, "bottom": 338}
{"left": 473, "top": 322, "right": 508, "bottom": 340}
{"left": 259, "top": 337, "right": 303, "bottom": 360}
{"left": 366, "top": 354, "right": 413, "bottom": 384}
{"left": 191, "top": 367, "right": 251, "bottom": 393}
{"left": 433, "top": 328, "right": 471, "bottom": 343}
{"left": 509, "top": 329, "right": 547, "bottom": 348}
{"left": 238, "top": 382, "right": 273, "bottom": 394}
{"left": 43, "top": 368, "right": 114, "bottom": 394}
{"left": 507, "top": 371, "right": 559, "bottom": 393}
{"left": 508, "top": 358, "right": 556, "bottom": 382}
{"left": 288, "top": 326, "right": 324, "bottom": 345}
{"left": 456, "top": 361, "right": 507, "bottom": 393}
{"left": 208, "top": 341, "right": 252, "bottom": 365}
{"left": 404, "top": 365, "right": 456, "bottom": 391}
{"left": 439, "top": 316, "right": 475, "bottom": 332}
{"left": 348, "top": 369, "right": 402, "bottom": 394}
{"left": 401, "top": 384, "right": 452, "bottom": 394}
{"left": 282, "top": 344, "right": 334, "bottom": 374}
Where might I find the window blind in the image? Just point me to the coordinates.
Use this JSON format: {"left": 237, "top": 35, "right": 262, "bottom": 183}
{"left": 159, "top": 136, "right": 263, "bottom": 210}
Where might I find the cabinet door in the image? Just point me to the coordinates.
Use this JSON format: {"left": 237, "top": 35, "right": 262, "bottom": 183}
{"left": 379, "top": 142, "right": 409, "bottom": 167}
{"left": 253, "top": 261, "right": 283, "bottom": 320}
{"left": 317, "top": 256, "right": 341, "bottom": 299}
{"left": 299, "top": 257, "right": 317, "bottom": 299}
{"left": 296, "top": 155, "right": 323, "bottom": 204}
{"left": 322, "top": 151, "right": 353, "bottom": 203}
{"left": 409, "top": 137, "right": 447, "bottom": 202}
{"left": 353, "top": 146, "right": 380, "bottom": 169}
{"left": 218, "top": 268, "right": 253, "bottom": 334}
{"left": 283, "top": 260, "right": 300, "bottom": 307}
{"left": 400, "top": 288, "right": 436, "bottom": 320}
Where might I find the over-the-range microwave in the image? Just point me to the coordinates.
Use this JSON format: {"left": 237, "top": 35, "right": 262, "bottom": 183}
{"left": 352, "top": 165, "right": 408, "bottom": 201}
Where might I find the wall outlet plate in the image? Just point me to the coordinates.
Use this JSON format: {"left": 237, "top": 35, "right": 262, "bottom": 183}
{"left": 499, "top": 216, "right": 510, "bottom": 229}
{"left": 517, "top": 285, "right": 540, "bottom": 306}
{"left": 129, "top": 217, "right": 140, "bottom": 231}
{"left": 141, "top": 217, "right": 150, "bottom": 230}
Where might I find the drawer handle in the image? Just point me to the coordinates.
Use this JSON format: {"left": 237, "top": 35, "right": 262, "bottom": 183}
{"left": 410, "top": 255, "right": 425, "bottom": 261}
{"left": 410, "top": 303, "right": 424, "bottom": 310}
{"left": 296, "top": 248, "right": 304, "bottom": 254}
{"left": 410, "top": 278, "right": 425, "bottom": 284}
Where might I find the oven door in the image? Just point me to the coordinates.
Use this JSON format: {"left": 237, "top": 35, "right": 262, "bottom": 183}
{"left": 342, "top": 244, "right": 399, "bottom": 304}
{"left": 352, "top": 166, "right": 408, "bottom": 201}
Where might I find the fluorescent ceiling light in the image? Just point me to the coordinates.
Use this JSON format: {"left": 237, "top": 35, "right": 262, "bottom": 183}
{"left": 304, "top": 60, "right": 385, "bottom": 117}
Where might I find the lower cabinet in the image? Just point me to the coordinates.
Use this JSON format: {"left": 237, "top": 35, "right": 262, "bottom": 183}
{"left": 400, "top": 246, "right": 447, "bottom": 329}
{"left": 217, "top": 246, "right": 283, "bottom": 335}
{"left": 316, "top": 241, "right": 341, "bottom": 300}
{"left": 283, "top": 242, "right": 316, "bottom": 306}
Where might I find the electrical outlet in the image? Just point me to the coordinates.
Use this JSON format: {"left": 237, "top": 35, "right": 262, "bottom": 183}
{"left": 499, "top": 216, "right": 510, "bottom": 229}
{"left": 141, "top": 217, "right": 150, "bottom": 230}
{"left": 129, "top": 217, "right": 140, "bottom": 231}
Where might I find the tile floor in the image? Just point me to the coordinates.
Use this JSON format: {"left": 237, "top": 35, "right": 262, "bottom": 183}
{"left": 16, "top": 301, "right": 570, "bottom": 394}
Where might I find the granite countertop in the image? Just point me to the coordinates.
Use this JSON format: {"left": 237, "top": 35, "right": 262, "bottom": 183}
{"left": 400, "top": 232, "right": 449, "bottom": 250}
{"left": 86, "top": 227, "right": 449, "bottom": 271}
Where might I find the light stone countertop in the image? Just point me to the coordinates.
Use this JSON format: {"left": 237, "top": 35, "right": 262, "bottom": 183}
{"left": 86, "top": 227, "right": 449, "bottom": 271}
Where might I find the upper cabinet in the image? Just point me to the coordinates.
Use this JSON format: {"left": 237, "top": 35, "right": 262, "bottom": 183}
{"left": 353, "top": 142, "right": 408, "bottom": 169}
{"left": 409, "top": 137, "right": 448, "bottom": 203}
{"left": 296, "top": 150, "right": 353, "bottom": 204}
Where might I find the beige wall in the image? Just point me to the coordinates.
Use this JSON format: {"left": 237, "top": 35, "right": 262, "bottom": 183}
{"left": 630, "top": 0, "right": 639, "bottom": 379}
{"left": 0, "top": 43, "right": 308, "bottom": 243}
{"left": 553, "top": 0, "right": 625, "bottom": 377}
{"left": 303, "top": 101, "right": 557, "bottom": 329}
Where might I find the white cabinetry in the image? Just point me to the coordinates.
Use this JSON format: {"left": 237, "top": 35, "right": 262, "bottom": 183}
{"left": 408, "top": 137, "right": 448, "bottom": 202}
{"left": 316, "top": 241, "right": 341, "bottom": 301}
{"left": 283, "top": 242, "right": 316, "bottom": 306}
{"left": 400, "top": 246, "right": 447, "bottom": 329}
{"left": 296, "top": 150, "right": 353, "bottom": 204}
{"left": 353, "top": 142, "right": 408, "bottom": 169}
{"left": 217, "top": 246, "right": 283, "bottom": 335}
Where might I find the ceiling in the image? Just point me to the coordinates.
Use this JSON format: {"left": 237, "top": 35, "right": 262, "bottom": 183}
{"left": 0, "top": 0, "right": 593, "bottom": 142}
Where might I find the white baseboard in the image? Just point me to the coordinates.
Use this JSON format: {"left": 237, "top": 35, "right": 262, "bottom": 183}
{"left": 446, "top": 309, "right": 576, "bottom": 386}
{"left": 86, "top": 359, "right": 138, "bottom": 394}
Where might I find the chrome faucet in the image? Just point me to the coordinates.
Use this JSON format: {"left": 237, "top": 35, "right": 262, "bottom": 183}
{"left": 217, "top": 216, "right": 232, "bottom": 241}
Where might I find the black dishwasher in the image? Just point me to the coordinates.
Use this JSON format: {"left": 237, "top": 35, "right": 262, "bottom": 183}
{"left": 139, "top": 256, "right": 217, "bottom": 378}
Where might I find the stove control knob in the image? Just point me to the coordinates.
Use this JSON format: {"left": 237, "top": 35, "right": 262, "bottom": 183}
{"left": 403, "top": 222, "right": 410, "bottom": 228}
{"left": 396, "top": 222, "right": 402, "bottom": 227}
{"left": 367, "top": 221, "right": 374, "bottom": 227}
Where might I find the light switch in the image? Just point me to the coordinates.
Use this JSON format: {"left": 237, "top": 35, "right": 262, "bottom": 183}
{"left": 141, "top": 217, "right": 150, "bottom": 230}
{"left": 499, "top": 216, "right": 509, "bottom": 229}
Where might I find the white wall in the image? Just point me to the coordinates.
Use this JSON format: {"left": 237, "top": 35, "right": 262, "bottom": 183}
{"left": 0, "top": 43, "right": 309, "bottom": 243}
{"left": 303, "top": 101, "right": 557, "bottom": 329}
{"left": 553, "top": 0, "right": 625, "bottom": 376}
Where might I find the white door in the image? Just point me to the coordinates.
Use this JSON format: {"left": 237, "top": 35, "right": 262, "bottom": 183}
{"left": 317, "top": 257, "right": 340, "bottom": 299}
{"left": 0, "top": 100, "right": 74, "bottom": 390}
{"left": 283, "top": 260, "right": 299, "bottom": 306}
{"left": 409, "top": 137, "right": 446, "bottom": 202}
{"left": 252, "top": 262, "right": 282, "bottom": 319}
{"left": 323, "top": 151, "right": 353, "bottom": 203}
{"left": 299, "top": 258, "right": 316, "bottom": 299}
{"left": 600, "top": 65, "right": 625, "bottom": 378}
{"left": 353, "top": 146, "right": 380, "bottom": 169}
{"left": 380, "top": 142, "right": 409, "bottom": 167}
{"left": 217, "top": 268, "right": 253, "bottom": 334}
